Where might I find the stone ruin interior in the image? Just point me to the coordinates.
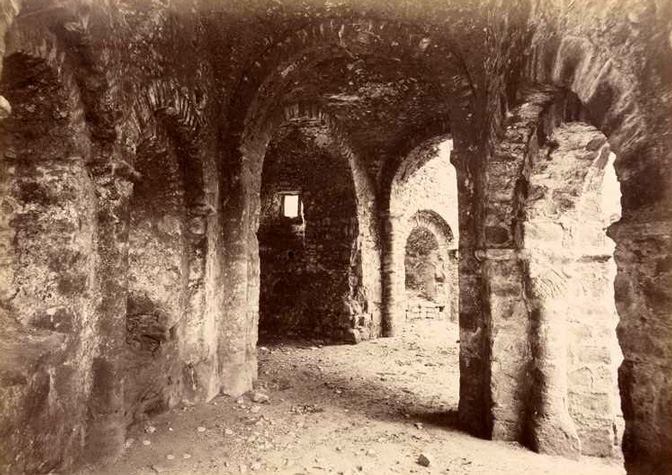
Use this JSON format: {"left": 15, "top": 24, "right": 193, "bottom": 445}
{"left": 0, "top": 0, "right": 670, "bottom": 474}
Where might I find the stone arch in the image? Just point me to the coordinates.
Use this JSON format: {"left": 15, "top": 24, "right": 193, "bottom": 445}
{"left": 125, "top": 79, "right": 217, "bottom": 410}
{"left": 481, "top": 86, "right": 629, "bottom": 449}
{"left": 223, "top": 17, "right": 478, "bottom": 352}
{"left": 379, "top": 120, "right": 453, "bottom": 202}
{"left": 406, "top": 210, "right": 455, "bottom": 251}
{"left": 229, "top": 18, "right": 476, "bottom": 146}
{"left": 527, "top": 36, "right": 665, "bottom": 214}
{"left": 384, "top": 137, "right": 460, "bottom": 336}
{"left": 523, "top": 121, "right": 623, "bottom": 459}
{"left": 224, "top": 99, "right": 376, "bottom": 370}
{"left": 257, "top": 121, "right": 362, "bottom": 341}
{"left": 132, "top": 79, "right": 206, "bottom": 208}
{"left": 401, "top": 210, "right": 459, "bottom": 323}
{"left": 0, "top": 21, "right": 98, "bottom": 474}
{"left": 524, "top": 36, "right": 672, "bottom": 470}
{"left": 482, "top": 59, "right": 670, "bottom": 468}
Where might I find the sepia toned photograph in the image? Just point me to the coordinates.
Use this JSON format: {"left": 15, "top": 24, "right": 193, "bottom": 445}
{"left": 0, "top": 0, "right": 670, "bottom": 474}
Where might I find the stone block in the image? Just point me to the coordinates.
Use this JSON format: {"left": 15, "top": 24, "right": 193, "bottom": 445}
{"left": 578, "top": 345, "right": 612, "bottom": 365}
{"left": 569, "top": 392, "right": 612, "bottom": 415}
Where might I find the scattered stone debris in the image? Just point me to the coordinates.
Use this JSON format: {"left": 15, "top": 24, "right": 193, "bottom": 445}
{"left": 290, "top": 404, "right": 324, "bottom": 414}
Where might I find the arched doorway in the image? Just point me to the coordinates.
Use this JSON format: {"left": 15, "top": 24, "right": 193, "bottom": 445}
{"left": 403, "top": 213, "right": 458, "bottom": 324}
{"left": 387, "top": 138, "right": 459, "bottom": 333}
{"left": 405, "top": 226, "right": 442, "bottom": 315}
{"left": 524, "top": 121, "right": 624, "bottom": 458}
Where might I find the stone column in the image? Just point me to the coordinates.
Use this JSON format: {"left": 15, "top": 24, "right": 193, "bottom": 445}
{"left": 527, "top": 251, "right": 581, "bottom": 459}
{"left": 218, "top": 162, "right": 257, "bottom": 397}
{"left": 484, "top": 249, "right": 530, "bottom": 441}
{"left": 381, "top": 210, "right": 404, "bottom": 337}
{"left": 85, "top": 167, "right": 133, "bottom": 464}
{"left": 178, "top": 204, "right": 219, "bottom": 403}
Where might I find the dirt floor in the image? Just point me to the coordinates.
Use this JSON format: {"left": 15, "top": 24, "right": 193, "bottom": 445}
{"left": 77, "top": 319, "right": 625, "bottom": 475}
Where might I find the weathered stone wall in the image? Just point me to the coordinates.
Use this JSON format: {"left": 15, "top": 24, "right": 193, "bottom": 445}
{"left": 0, "top": 1, "right": 670, "bottom": 473}
{"left": 258, "top": 125, "right": 361, "bottom": 341}
{"left": 0, "top": 45, "right": 99, "bottom": 473}
{"left": 124, "top": 135, "right": 188, "bottom": 421}
{"left": 482, "top": 90, "right": 626, "bottom": 457}
{"left": 0, "top": 3, "right": 232, "bottom": 472}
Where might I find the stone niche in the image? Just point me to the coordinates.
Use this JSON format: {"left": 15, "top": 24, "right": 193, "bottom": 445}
{"left": 123, "top": 136, "right": 188, "bottom": 422}
{"left": 258, "top": 124, "right": 363, "bottom": 341}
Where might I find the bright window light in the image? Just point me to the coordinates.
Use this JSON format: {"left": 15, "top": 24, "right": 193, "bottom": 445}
{"left": 283, "top": 194, "right": 300, "bottom": 218}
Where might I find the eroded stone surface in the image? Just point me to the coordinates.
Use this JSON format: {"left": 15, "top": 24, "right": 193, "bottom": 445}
{"left": 0, "top": 1, "right": 670, "bottom": 474}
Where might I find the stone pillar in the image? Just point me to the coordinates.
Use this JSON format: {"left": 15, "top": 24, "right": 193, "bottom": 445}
{"left": 178, "top": 204, "right": 220, "bottom": 403}
{"left": 609, "top": 218, "right": 672, "bottom": 474}
{"left": 218, "top": 164, "right": 257, "bottom": 397}
{"left": 381, "top": 211, "right": 404, "bottom": 337}
{"left": 457, "top": 248, "right": 489, "bottom": 436}
{"left": 484, "top": 249, "right": 530, "bottom": 441}
{"left": 527, "top": 251, "right": 581, "bottom": 459}
{"left": 85, "top": 168, "right": 133, "bottom": 464}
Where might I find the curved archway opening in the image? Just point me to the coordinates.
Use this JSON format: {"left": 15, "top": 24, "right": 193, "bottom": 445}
{"left": 388, "top": 138, "right": 459, "bottom": 334}
{"left": 523, "top": 119, "right": 624, "bottom": 459}
{"left": 405, "top": 226, "right": 442, "bottom": 311}
{"left": 257, "top": 122, "right": 361, "bottom": 342}
{"left": 381, "top": 137, "right": 461, "bottom": 415}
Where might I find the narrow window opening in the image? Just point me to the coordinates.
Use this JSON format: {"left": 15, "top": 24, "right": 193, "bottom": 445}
{"left": 282, "top": 193, "right": 301, "bottom": 219}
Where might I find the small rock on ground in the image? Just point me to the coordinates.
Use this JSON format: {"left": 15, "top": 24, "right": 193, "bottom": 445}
{"left": 417, "top": 453, "right": 432, "bottom": 467}
{"left": 250, "top": 391, "right": 270, "bottom": 403}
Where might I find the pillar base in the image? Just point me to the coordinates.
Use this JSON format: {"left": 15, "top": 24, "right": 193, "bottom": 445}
{"left": 531, "top": 412, "right": 581, "bottom": 459}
